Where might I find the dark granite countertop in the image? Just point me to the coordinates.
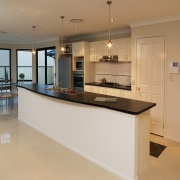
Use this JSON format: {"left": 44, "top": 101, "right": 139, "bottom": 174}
{"left": 85, "top": 82, "right": 131, "bottom": 90}
{"left": 18, "top": 83, "right": 156, "bottom": 115}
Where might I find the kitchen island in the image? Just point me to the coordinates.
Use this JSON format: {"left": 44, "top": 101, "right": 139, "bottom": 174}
{"left": 18, "top": 83, "right": 155, "bottom": 180}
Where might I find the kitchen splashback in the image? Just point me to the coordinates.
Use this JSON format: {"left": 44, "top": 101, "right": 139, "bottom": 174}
{"left": 95, "top": 62, "right": 131, "bottom": 86}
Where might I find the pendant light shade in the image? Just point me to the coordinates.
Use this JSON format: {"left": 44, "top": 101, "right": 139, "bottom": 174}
{"left": 32, "top": 26, "right": 36, "bottom": 55}
{"left": 107, "top": 1, "right": 112, "bottom": 48}
{"left": 60, "top": 16, "right": 65, "bottom": 52}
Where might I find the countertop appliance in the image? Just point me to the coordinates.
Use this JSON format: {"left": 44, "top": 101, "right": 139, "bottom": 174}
{"left": 58, "top": 54, "right": 72, "bottom": 89}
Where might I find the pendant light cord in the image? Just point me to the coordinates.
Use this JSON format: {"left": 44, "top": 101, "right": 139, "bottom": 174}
{"left": 61, "top": 16, "right": 64, "bottom": 49}
{"left": 107, "top": 1, "right": 111, "bottom": 42}
{"left": 32, "top": 26, "right": 36, "bottom": 54}
{"left": 107, "top": 1, "right": 112, "bottom": 49}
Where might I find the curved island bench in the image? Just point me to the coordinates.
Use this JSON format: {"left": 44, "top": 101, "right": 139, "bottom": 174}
{"left": 18, "top": 83, "right": 155, "bottom": 180}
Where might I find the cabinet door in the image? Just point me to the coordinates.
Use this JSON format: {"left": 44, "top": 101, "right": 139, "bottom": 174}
{"left": 101, "top": 40, "right": 109, "bottom": 56}
{"left": 118, "top": 38, "right": 131, "bottom": 61}
{"left": 90, "top": 41, "right": 104, "bottom": 62}
{"left": 113, "top": 89, "right": 132, "bottom": 98}
{"left": 96, "top": 41, "right": 103, "bottom": 61}
{"left": 101, "top": 39, "right": 119, "bottom": 56}
{"left": 113, "top": 89, "right": 123, "bottom": 97}
{"left": 84, "top": 85, "right": 99, "bottom": 93}
{"left": 98, "top": 87, "right": 105, "bottom": 95}
{"left": 106, "top": 88, "right": 114, "bottom": 96}
{"left": 84, "top": 85, "right": 92, "bottom": 92}
{"left": 92, "top": 86, "right": 99, "bottom": 93}
{"left": 111, "top": 39, "right": 119, "bottom": 55}
{"left": 123, "top": 90, "right": 132, "bottom": 99}
{"left": 72, "top": 42, "right": 84, "bottom": 56}
{"left": 99, "top": 87, "right": 113, "bottom": 96}
{"left": 126, "top": 38, "right": 131, "bottom": 60}
{"left": 84, "top": 85, "right": 93, "bottom": 92}
{"left": 90, "top": 42, "right": 97, "bottom": 62}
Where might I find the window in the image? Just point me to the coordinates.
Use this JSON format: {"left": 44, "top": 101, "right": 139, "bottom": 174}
{"left": 0, "top": 49, "right": 11, "bottom": 81}
{"left": 37, "top": 47, "right": 55, "bottom": 85}
{"left": 17, "top": 49, "right": 32, "bottom": 83}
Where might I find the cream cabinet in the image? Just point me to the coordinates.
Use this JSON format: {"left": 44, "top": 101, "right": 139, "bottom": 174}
{"left": 98, "top": 87, "right": 114, "bottom": 96}
{"left": 110, "top": 39, "right": 119, "bottom": 55}
{"left": 90, "top": 40, "right": 110, "bottom": 60}
{"left": 101, "top": 40, "right": 109, "bottom": 56}
{"left": 85, "top": 85, "right": 132, "bottom": 98}
{"left": 117, "top": 38, "right": 131, "bottom": 61}
{"left": 72, "top": 41, "right": 95, "bottom": 83}
{"left": 98, "top": 87, "right": 106, "bottom": 95}
{"left": 89, "top": 38, "right": 131, "bottom": 62}
{"left": 113, "top": 89, "right": 124, "bottom": 97}
{"left": 90, "top": 41, "right": 104, "bottom": 62}
{"left": 90, "top": 42, "right": 98, "bottom": 62}
{"left": 84, "top": 85, "right": 93, "bottom": 92}
{"left": 123, "top": 90, "right": 132, "bottom": 99}
{"left": 101, "top": 39, "right": 120, "bottom": 57}
{"left": 84, "top": 85, "right": 99, "bottom": 93}
{"left": 72, "top": 42, "right": 84, "bottom": 56}
{"left": 90, "top": 42, "right": 96, "bottom": 62}
{"left": 113, "top": 89, "right": 132, "bottom": 99}
{"left": 96, "top": 41, "right": 103, "bottom": 60}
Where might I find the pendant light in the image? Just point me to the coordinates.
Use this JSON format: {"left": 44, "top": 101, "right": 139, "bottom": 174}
{"left": 32, "top": 26, "right": 36, "bottom": 55}
{"left": 60, "top": 16, "right": 65, "bottom": 52}
{"left": 107, "top": 1, "right": 112, "bottom": 48}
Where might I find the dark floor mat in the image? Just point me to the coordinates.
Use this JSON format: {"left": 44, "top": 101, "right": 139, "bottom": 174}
{"left": 150, "top": 141, "right": 166, "bottom": 158}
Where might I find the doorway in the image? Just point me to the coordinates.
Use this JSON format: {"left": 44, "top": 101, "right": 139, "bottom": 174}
{"left": 36, "top": 47, "right": 56, "bottom": 85}
{"left": 136, "top": 36, "right": 165, "bottom": 136}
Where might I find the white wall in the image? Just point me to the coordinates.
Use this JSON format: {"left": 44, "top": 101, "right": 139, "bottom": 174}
{"left": 131, "top": 20, "right": 180, "bottom": 142}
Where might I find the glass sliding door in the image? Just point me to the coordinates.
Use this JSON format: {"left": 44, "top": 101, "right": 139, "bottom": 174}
{"left": 47, "top": 49, "right": 55, "bottom": 84}
{"left": 37, "top": 47, "right": 55, "bottom": 85}
{"left": 37, "top": 49, "right": 46, "bottom": 84}
{"left": 17, "top": 49, "right": 32, "bottom": 83}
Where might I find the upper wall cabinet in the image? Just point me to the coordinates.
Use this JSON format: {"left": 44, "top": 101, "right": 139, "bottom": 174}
{"left": 90, "top": 41, "right": 103, "bottom": 62}
{"left": 72, "top": 42, "right": 85, "bottom": 56}
{"left": 117, "top": 38, "right": 131, "bottom": 61}
{"left": 89, "top": 37, "right": 131, "bottom": 62}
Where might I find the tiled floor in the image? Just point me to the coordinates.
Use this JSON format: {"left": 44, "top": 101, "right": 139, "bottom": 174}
{"left": 0, "top": 96, "right": 180, "bottom": 180}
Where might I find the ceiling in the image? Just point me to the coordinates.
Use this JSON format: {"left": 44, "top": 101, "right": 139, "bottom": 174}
{"left": 0, "top": 0, "right": 180, "bottom": 44}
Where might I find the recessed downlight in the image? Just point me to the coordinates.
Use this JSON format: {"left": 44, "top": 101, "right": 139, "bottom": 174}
{"left": 0, "top": 31, "right": 7, "bottom": 34}
{"left": 70, "top": 19, "right": 84, "bottom": 23}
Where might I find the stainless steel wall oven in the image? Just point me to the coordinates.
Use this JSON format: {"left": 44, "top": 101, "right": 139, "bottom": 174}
{"left": 73, "top": 71, "right": 84, "bottom": 91}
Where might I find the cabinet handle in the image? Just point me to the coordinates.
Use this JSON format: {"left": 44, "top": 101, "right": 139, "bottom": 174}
{"left": 124, "top": 54, "right": 128, "bottom": 60}
{"left": 136, "top": 87, "right": 140, "bottom": 90}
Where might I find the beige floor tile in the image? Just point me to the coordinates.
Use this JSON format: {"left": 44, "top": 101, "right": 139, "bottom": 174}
{"left": 1, "top": 96, "right": 180, "bottom": 180}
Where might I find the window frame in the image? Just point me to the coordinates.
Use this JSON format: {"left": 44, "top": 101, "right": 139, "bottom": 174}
{"left": 0, "top": 48, "right": 11, "bottom": 82}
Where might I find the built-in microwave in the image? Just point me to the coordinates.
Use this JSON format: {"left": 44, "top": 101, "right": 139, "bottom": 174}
{"left": 75, "top": 60, "right": 84, "bottom": 70}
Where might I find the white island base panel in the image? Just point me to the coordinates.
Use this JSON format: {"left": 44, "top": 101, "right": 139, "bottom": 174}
{"left": 18, "top": 87, "right": 150, "bottom": 180}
